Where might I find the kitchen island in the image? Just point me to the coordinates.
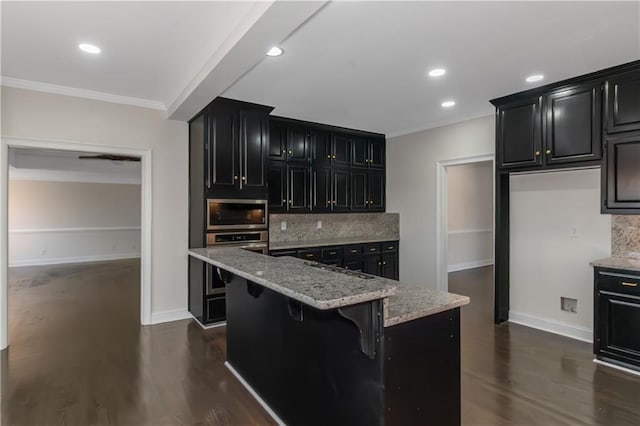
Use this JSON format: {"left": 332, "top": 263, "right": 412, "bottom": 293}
{"left": 189, "top": 247, "right": 469, "bottom": 426}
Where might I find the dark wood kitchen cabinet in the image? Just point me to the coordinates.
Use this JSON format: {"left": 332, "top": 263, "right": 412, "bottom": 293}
{"left": 594, "top": 267, "right": 640, "bottom": 371}
{"left": 602, "top": 132, "right": 640, "bottom": 212}
{"left": 201, "top": 98, "right": 273, "bottom": 199}
{"left": 268, "top": 116, "right": 386, "bottom": 213}
{"left": 496, "top": 96, "right": 543, "bottom": 169}
{"left": 545, "top": 82, "right": 602, "bottom": 165}
{"left": 606, "top": 69, "right": 640, "bottom": 134}
{"left": 270, "top": 240, "right": 399, "bottom": 280}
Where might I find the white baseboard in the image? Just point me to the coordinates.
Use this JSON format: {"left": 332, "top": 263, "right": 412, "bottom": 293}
{"left": 509, "top": 310, "right": 593, "bottom": 343}
{"left": 150, "top": 309, "right": 192, "bottom": 324}
{"left": 593, "top": 359, "right": 640, "bottom": 377}
{"left": 191, "top": 314, "right": 227, "bottom": 330}
{"left": 447, "top": 259, "right": 494, "bottom": 273}
{"left": 9, "top": 252, "right": 140, "bottom": 267}
{"left": 225, "top": 361, "right": 286, "bottom": 425}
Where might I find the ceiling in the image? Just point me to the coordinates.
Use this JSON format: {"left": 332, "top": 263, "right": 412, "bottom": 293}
{"left": 1, "top": 1, "right": 638, "bottom": 135}
{"left": 223, "top": 1, "right": 640, "bottom": 136}
{"left": 1, "top": 1, "right": 259, "bottom": 109}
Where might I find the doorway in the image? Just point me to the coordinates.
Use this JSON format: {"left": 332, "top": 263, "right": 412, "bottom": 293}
{"left": 436, "top": 155, "right": 495, "bottom": 296}
{"left": 0, "top": 137, "right": 152, "bottom": 350}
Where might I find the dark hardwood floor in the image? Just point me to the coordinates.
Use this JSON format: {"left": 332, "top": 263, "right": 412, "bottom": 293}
{"left": 449, "top": 266, "right": 640, "bottom": 426}
{"left": 1, "top": 261, "right": 639, "bottom": 425}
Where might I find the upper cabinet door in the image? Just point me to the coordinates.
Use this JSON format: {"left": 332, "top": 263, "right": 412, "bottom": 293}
{"left": 209, "top": 103, "right": 239, "bottom": 191}
{"left": 604, "top": 132, "right": 640, "bottom": 211}
{"left": 351, "top": 136, "right": 369, "bottom": 168}
{"left": 313, "top": 130, "right": 332, "bottom": 166}
{"left": 606, "top": 69, "right": 640, "bottom": 134}
{"left": 333, "top": 169, "right": 351, "bottom": 211}
{"left": 287, "top": 125, "right": 311, "bottom": 162}
{"left": 288, "top": 165, "right": 311, "bottom": 211}
{"left": 269, "top": 121, "right": 287, "bottom": 161}
{"left": 312, "top": 167, "right": 332, "bottom": 212}
{"left": 240, "top": 109, "right": 268, "bottom": 190}
{"left": 268, "top": 162, "right": 286, "bottom": 212}
{"left": 497, "top": 97, "right": 543, "bottom": 169}
{"left": 369, "top": 137, "right": 385, "bottom": 169}
{"left": 351, "top": 170, "right": 368, "bottom": 211}
{"left": 544, "top": 83, "right": 602, "bottom": 165}
{"left": 332, "top": 133, "right": 351, "bottom": 167}
{"left": 368, "top": 171, "right": 385, "bottom": 211}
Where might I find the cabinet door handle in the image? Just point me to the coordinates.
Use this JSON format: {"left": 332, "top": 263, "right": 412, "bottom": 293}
{"left": 332, "top": 155, "right": 336, "bottom": 159}
{"left": 327, "top": 200, "right": 330, "bottom": 205}
{"left": 288, "top": 150, "right": 293, "bottom": 155}
{"left": 288, "top": 200, "right": 292, "bottom": 205}
{"left": 365, "top": 200, "right": 369, "bottom": 205}
{"left": 327, "top": 155, "right": 331, "bottom": 159}
{"left": 378, "top": 262, "right": 382, "bottom": 266}
{"left": 535, "top": 151, "right": 541, "bottom": 156}
{"left": 383, "top": 261, "right": 387, "bottom": 265}
{"left": 546, "top": 149, "right": 552, "bottom": 155}
{"left": 622, "top": 282, "right": 638, "bottom": 287}
{"left": 333, "top": 200, "right": 337, "bottom": 205}
{"left": 234, "top": 175, "right": 239, "bottom": 180}
{"left": 241, "top": 176, "right": 246, "bottom": 181}
{"left": 282, "top": 199, "right": 286, "bottom": 203}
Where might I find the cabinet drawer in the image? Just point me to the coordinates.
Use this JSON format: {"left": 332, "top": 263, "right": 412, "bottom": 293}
{"left": 362, "top": 243, "right": 381, "bottom": 255}
{"left": 596, "top": 270, "right": 640, "bottom": 296}
{"left": 381, "top": 241, "right": 398, "bottom": 253}
{"left": 343, "top": 244, "right": 363, "bottom": 259}
{"left": 297, "top": 248, "right": 321, "bottom": 261}
{"left": 321, "top": 247, "right": 343, "bottom": 261}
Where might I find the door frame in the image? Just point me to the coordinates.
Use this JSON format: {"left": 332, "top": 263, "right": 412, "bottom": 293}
{"left": 0, "top": 137, "right": 152, "bottom": 350}
{"left": 435, "top": 154, "right": 495, "bottom": 292}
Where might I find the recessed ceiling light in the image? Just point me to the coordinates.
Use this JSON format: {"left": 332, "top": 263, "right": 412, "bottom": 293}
{"left": 526, "top": 74, "right": 544, "bottom": 83}
{"left": 441, "top": 100, "right": 456, "bottom": 108}
{"left": 428, "top": 68, "right": 446, "bottom": 77}
{"left": 266, "top": 46, "right": 284, "bottom": 57}
{"left": 79, "top": 43, "right": 101, "bottom": 54}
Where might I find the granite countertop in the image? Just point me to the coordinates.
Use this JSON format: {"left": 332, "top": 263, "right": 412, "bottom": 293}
{"left": 590, "top": 257, "right": 640, "bottom": 273}
{"left": 269, "top": 237, "right": 399, "bottom": 250}
{"left": 189, "top": 247, "right": 397, "bottom": 310}
{"left": 189, "top": 247, "right": 471, "bottom": 326}
{"left": 384, "top": 284, "right": 470, "bottom": 327}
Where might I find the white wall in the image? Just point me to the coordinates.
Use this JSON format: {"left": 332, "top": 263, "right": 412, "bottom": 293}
{"left": 9, "top": 180, "right": 141, "bottom": 266}
{"left": 386, "top": 115, "right": 495, "bottom": 288}
{"left": 447, "top": 161, "right": 493, "bottom": 272}
{"left": 509, "top": 169, "right": 611, "bottom": 342}
{"left": 1, "top": 86, "right": 188, "bottom": 317}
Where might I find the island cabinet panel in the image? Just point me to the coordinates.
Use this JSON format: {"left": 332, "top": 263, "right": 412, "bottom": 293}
{"left": 384, "top": 308, "right": 461, "bottom": 426}
{"left": 545, "top": 83, "right": 602, "bottom": 165}
{"left": 603, "top": 132, "right": 640, "bottom": 212}
{"left": 606, "top": 69, "right": 640, "bottom": 134}
{"left": 594, "top": 268, "right": 640, "bottom": 371}
{"left": 226, "top": 277, "right": 386, "bottom": 426}
{"left": 496, "top": 96, "right": 543, "bottom": 169}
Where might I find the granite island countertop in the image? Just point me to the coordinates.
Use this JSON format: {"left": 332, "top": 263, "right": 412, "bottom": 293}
{"left": 590, "top": 257, "right": 640, "bottom": 273}
{"left": 269, "top": 237, "right": 399, "bottom": 251}
{"left": 189, "top": 248, "right": 470, "bottom": 326}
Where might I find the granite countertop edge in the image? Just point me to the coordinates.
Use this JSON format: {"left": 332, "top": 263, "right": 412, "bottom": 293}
{"left": 188, "top": 249, "right": 397, "bottom": 310}
{"left": 384, "top": 296, "right": 470, "bottom": 327}
{"left": 590, "top": 257, "right": 640, "bottom": 273}
{"left": 269, "top": 236, "right": 400, "bottom": 250}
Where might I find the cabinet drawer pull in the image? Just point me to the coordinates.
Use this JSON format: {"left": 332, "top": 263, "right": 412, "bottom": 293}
{"left": 370, "top": 248, "right": 376, "bottom": 252}
{"left": 387, "top": 246, "right": 394, "bottom": 250}
{"left": 622, "top": 282, "right": 638, "bottom": 287}
{"left": 329, "top": 251, "right": 337, "bottom": 255}
{"left": 351, "top": 249, "right": 358, "bottom": 253}
{"left": 305, "top": 254, "right": 314, "bottom": 258}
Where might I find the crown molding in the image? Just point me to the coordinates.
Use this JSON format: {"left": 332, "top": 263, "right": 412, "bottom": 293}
{"left": 0, "top": 76, "right": 166, "bottom": 111}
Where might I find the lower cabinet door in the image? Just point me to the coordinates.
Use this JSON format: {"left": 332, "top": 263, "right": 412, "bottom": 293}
{"left": 596, "top": 290, "right": 640, "bottom": 368}
{"left": 363, "top": 254, "right": 381, "bottom": 276}
{"left": 381, "top": 252, "right": 399, "bottom": 280}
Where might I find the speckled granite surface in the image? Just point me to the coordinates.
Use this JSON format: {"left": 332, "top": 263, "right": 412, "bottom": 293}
{"left": 189, "top": 247, "right": 397, "bottom": 310}
{"left": 590, "top": 257, "right": 640, "bottom": 273}
{"left": 189, "top": 247, "right": 468, "bottom": 326}
{"left": 270, "top": 237, "right": 398, "bottom": 251}
{"left": 269, "top": 213, "right": 399, "bottom": 245}
{"left": 612, "top": 216, "right": 640, "bottom": 259}
{"left": 384, "top": 284, "right": 470, "bottom": 327}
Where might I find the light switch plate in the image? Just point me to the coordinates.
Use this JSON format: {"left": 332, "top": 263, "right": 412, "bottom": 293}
{"left": 317, "top": 220, "right": 322, "bottom": 229}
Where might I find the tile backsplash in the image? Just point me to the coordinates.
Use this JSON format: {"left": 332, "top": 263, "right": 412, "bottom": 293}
{"left": 612, "top": 215, "right": 640, "bottom": 259}
{"left": 269, "top": 213, "right": 399, "bottom": 244}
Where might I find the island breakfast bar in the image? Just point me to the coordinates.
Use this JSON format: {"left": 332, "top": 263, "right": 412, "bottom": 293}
{"left": 188, "top": 247, "right": 470, "bottom": 426}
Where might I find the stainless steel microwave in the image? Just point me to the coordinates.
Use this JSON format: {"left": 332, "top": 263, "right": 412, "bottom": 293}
{"left": 206, "top": 199, "right": 268, "bottom": 231}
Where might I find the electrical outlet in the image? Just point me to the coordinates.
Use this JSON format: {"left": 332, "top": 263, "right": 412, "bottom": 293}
{"left": 569, "top": 225, "right": 578, "bottom": 238}
{"left": 317, "top": 220, "right": 322, "bottom": 229}
{"left": 561, "top": 297, "right": 577, "bottom": 313}
{"left": 280, "top": 221, "right": 287, "bottom": 231}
